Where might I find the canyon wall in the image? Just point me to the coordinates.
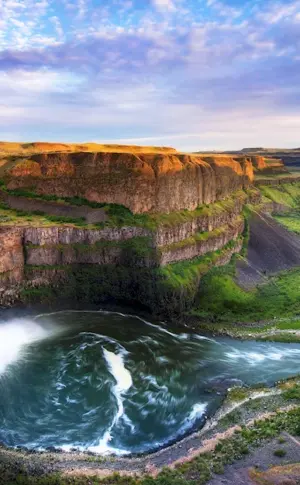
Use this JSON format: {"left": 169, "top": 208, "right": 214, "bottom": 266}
{"left": 0, "top": 193, "right": 246, "bottom": 310}
{"left": 227, "top": 151, "right": 288, "bottom": 174}
{"left": 5, "top": 152, "right": 254, "bottom": 213}
{"left": 0, "top": 146, "right": 278, "bottom": 313}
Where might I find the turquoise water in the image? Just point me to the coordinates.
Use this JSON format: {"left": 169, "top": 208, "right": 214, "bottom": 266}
{"left": 0, "top": 310, "right": 300, "bottom": 455}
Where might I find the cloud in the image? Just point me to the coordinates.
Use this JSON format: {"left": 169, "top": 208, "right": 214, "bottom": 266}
{"left": 152, "top": 0, "right": 175, "bottom": 11}
{"left": 1, "top": 0, "right": 300, "bottom": 149}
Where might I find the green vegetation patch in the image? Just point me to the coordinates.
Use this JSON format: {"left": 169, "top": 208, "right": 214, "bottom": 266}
{"left": 283, "top": 384, "right": 300, "bottom": 401}
{"left": 0, "top": 204, "right": 88, "bottom": 227}
{"left": 259, "top": 182, "right": 300, "bottom": 208}
{"left": 191, "top": 265, "right": 300, "bottom": 323}
{"left": 273, "top": 448, "right": 287, "bottom": 457}
{"left": 148, "top": 190, "right": 247, "bottom": 229}
{"left": 227, "top": 387, "right": 249, "bottom": 402}
{"left": 274, "top": 213, "right": 300, "bottom": 234}
{"left": 158, "top": 240, "right": 240, "bottom": 290}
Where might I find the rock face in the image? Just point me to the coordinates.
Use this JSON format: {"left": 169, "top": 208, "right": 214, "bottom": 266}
{"left": 23, "top": 226, "right": 150, "bottom": 246}
{"left": 160, "top": 217, "right": 244, "bottom": 265}
{"left": 153, "top": 195, "right": 245, "bottom": 246}
{"left": 6, "top": 152, "right": 254, "bottom": 213}
{"left": 0, "top": 228, "right": 23, "bottom": 275}
{"left": 228, "top": 152, "right": 287, "bottom": 174}
{"left": 0, "top": 228, "right": 24, "bottom": 304}
{"left": 0, "top": 192, "right": 246, "bottom": 309}
{"left": 249, "top": 156, "right": 267, "bottom": 170}
{"left": 255, "top": 176, "right": 300, "bottom": 187}
{"left": 0, "top": 145, "right": 260, "bottom": 312}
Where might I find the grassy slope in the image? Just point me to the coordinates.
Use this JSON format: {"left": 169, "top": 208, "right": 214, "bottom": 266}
{"left": 159, "top": 240, "right": 240, "bottom": 290}
{"left": 274, "top": 213, "right": 300, "bottom": 233}
{"left": 0, "top": 201, "right": 89, "bottom": 228}
{"left": 188, "top": 182, "right": 300, "bottom": 337}
{"left": 190, "top": 263, "right": 300, "bottom": 324}
{"left": 259, "top": 182, "right": 300, "bottom": 207}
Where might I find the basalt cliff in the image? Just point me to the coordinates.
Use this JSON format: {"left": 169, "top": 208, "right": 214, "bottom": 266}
{"left": 4, "top": 150, "right": 254, "bottom": 213}
{"left": 0, "top": 142, "right": 293, "bottom": 315}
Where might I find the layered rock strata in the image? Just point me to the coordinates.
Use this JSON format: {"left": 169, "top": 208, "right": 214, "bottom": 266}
{"left": 5, "top": 153, "right": 254, "bottom": 213}
{"left": 0, "top": 193, "right": 246, "bottom": 310}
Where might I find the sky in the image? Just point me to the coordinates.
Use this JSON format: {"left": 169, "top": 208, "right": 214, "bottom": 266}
{"left": 0, "top": 0, "right": 300, "bottom": 151}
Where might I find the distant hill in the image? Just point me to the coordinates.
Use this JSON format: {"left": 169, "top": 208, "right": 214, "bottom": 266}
{"left": 226, "top": 147, "right": 300, "bottom": 168}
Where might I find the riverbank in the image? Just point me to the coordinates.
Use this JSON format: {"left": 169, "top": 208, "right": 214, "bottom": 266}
{"left": 1, "top": 376, "right": 300, "bottom": 485}
{"left": 185, "top": 316, "right": 300, "bottom": 343}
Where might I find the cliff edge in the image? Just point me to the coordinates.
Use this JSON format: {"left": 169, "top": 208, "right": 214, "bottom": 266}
{"left": 4, "top": 151, "right": 254, "bottom": 213}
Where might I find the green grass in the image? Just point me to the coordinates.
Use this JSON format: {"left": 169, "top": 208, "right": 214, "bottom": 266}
{"left": 158, "top": 240, "right": 240, "bottom": 290}
{"left": 191, "top": 265, "right": 300, "bottom": 323}
{"left": 227, "top": 387, "right": 249, "bottom": 402}
{"left": 218, "top": 409, "right": 242, "bottom": 427}
{"left": 0, "top": 183, "right": 153, "bottom": 228}
{"left": 259, "top": 183, "right": 300, "bottom": 208}
{"left": 283, "top": 384, "right": 300, "bottom": 401}
{"left": 274, "top": 213, "right": 300, "bottom": 234}
{"left": 276, "top": 319, "right": 300, "bottom": 330}
{"left": 0, "top": 204, "right": 89, "bottom": 227}
{"left": 43, "top": 215, "right": 86, "bottom": 225}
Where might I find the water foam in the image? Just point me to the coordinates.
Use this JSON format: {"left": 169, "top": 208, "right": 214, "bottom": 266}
{"left": 89, "top": 348, "right": 133, "bottom": 454}
{"left": 225, "top": 348, "right": 286, "bottom": 364}
{"left": 0, "top": 318, "right": 56, "bottom": 375}
{"left": 188, "top": 402, "right": 207, "bottom": 421}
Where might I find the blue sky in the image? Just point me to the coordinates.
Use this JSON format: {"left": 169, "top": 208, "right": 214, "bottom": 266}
{"left": 1, "top": 0, "right": 300, "bottom": 150}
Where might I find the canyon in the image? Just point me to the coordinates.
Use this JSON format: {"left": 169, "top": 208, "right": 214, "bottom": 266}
{"left": 0, "top": 142, "right": 296, "bottom": 315}
{"left": 1, "top": 143, "right": 300, "bottom": 485}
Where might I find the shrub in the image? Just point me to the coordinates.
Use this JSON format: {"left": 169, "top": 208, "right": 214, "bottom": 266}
{"left": 0, "top": 201, "right": 9, "bottom": 210}
{"left": 43, "top": 215, "right": 86, "bottom": 225}
{"left": 283, "top": 384, "right": 300, "bottom": 401}
{"left": 212, "top": 462, "right": 225, "bottom": 475}
{"left": 273, "top": 449, "right": 286, "bottom": 458}
{"left": 278, "top": 437, "right": 286, "bottom": 444}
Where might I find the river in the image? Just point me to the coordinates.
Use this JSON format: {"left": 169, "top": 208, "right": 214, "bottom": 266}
{"left": 0, "top": 310, "right": 300, "bottom": 455}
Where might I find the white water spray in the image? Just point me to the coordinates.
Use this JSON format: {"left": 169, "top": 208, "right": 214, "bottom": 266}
{"left": 0, "top": 318, "right": 59, "bottom": 375}
{"left": 89, "top": 348, "right": 133, "bottom": 454}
